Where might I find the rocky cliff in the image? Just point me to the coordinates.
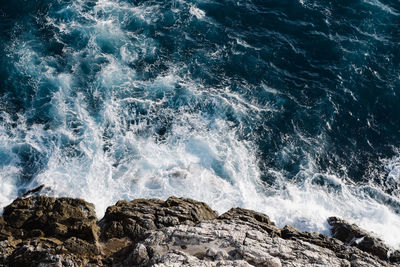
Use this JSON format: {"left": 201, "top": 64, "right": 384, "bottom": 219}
{"left": 0, "top": 194, "right": 398, "bottom": 266}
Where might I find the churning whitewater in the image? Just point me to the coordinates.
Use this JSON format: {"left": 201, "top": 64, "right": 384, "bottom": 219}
{"left": 0, "top": 0, "right": 399, "bottom": 248}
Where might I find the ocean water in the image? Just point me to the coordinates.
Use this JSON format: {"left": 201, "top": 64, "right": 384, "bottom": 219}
{"left": 0, "top": 0, "right": 400, "bottom": 248}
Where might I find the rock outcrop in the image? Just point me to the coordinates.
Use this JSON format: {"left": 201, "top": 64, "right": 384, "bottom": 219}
{"left": 0, "top": 195, "right": 398, "bottom": 266}
{"left": 3, "top": 196, "right": 99, "bottom": 242}
{"left": 99, "top": 197, "right": 217, "bottom": 241}
{"left": 1, "top": 196, "right": 101, "bottom": 266}
{"left": 328, "top": 217, "right": 400, "bottom": 262}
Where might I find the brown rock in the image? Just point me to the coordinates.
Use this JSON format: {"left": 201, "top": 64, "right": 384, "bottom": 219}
{"left": 22, "top": 185, "right": 45, "bottom": 198}
{"left": 0, "top": 217, "right": 13, "bottom": 241}
{"left": 99, "top": 196, "right": 218, "bottom": 241}
{"left": 100, "top": 237, "right": 132, "bottom": 258}
{"left": 63, "top": 236, "right": 100, "bottom": 257}
{"left": 3, "top": 196, "right": 99, "bottom": 242}
{"left": 218, "top": 207, "right": 280, "bottom": 236}
{"left": 328, "top": 217, "right": 393, "bottom": 262}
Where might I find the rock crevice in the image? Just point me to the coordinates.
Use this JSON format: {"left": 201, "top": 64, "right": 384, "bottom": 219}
{"left": 0, "top": 195, "right": 398, "bottom": 266}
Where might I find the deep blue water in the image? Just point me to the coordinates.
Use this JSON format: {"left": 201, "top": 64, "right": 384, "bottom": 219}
{"left": 0, "top": 0, "right": 400, "bottom": 247}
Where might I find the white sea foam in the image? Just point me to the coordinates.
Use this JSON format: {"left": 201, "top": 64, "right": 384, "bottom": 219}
{"left": 189, "top": 5, "right": 206, "bottom": 20}
{"left": 383, "top": 153, "right": 400, "bottom": 183}
{"left": 0, "top": 118, "right": 21, "bottom": 209}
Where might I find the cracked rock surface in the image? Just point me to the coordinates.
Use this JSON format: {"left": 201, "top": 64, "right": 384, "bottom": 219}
{"left": 0, "top": 195, "right": 398, "bottom": 266}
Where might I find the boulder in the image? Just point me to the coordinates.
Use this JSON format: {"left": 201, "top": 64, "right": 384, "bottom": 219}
{"left": 99, "top": 196, "right": 218, "bottom": 241}
{"left": 3, "top": 196, "right": 99, "bottom": 243}
{"left": 327, "top": 217, "right": 399, "bottom": 262}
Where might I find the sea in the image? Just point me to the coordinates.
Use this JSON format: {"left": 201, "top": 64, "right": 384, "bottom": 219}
{"left": 0, "top": 0, "right": 399, "bottom": 248}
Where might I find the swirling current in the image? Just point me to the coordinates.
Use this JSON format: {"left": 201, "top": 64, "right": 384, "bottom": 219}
{"left": 0, "top": 0, "right": 400, "bottom": 248}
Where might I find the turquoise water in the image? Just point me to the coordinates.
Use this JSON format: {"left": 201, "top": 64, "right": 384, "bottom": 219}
{"left": 0, "top": 0, "right": 399, "bottom": 247}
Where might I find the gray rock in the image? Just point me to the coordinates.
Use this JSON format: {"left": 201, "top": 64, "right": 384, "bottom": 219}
{"left": 114, "top": 217, "right": 391, "bottom": 266}
{"left": 7, "top": 238, "right": 80, "bottom": 267}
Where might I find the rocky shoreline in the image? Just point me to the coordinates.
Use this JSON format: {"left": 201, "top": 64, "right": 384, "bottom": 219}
{"left": 0, "top": 194, "right": 399, "bottom": 266}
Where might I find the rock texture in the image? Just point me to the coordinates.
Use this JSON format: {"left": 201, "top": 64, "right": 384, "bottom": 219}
{"left": 327, "top": 216, "right": 399, "bottom": 262}
{"left": 3, "top": 196, "right": 99, "bottom": 242}
{"left": 99, "top": 197, "right": 217, "bottom": 241}
{"left": 0, "top": 195, "right": 399, "bottom": 267}
{"left": 1, "top": 196, "right": 101, "bottom": 267}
